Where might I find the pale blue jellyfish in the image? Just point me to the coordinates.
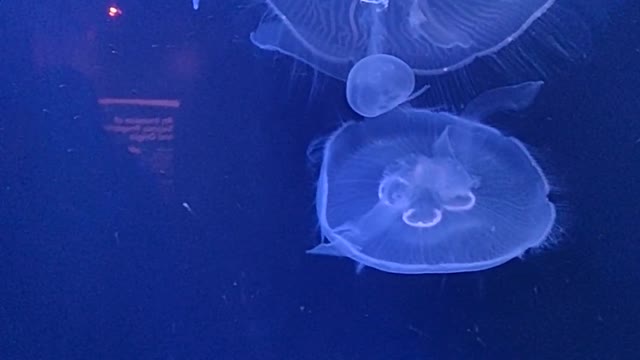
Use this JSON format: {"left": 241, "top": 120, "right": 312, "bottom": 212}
{"left": 345, "top": 54, "right": 429, "bottom": 118}
{"left": 308, "top": 81, "right": 556, "bottom": 274}
{"left": 251, "top": 0, "right": 561, "bottom": 116}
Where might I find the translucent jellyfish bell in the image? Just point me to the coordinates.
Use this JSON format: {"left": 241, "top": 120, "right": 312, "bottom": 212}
{"left": 251, "top": 0, "right": 558, "bottom": 79}
{"left": 308, "top": 81, "right": 556, "bottom": 274}
{"left": 346, "top": 54, "right": 428, "bottom": 117}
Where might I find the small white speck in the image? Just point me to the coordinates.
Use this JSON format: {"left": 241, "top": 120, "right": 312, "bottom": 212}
{"left": 182, "top": 202, "right": 196, "bottom": 216}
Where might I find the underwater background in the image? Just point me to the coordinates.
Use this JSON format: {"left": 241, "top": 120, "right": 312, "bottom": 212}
{"left": 0, "top": 0, "right": 639, "bottom": 359}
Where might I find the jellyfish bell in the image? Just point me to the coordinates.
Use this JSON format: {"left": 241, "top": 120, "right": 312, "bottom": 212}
{"left": 346, "top": 54, "right": 428, "bottom": 117}
{"left": 308, "top": 81, "right": 557, "bottom": 274}
{"left": 251, "top": 0, "right": 588, "bottom": 109}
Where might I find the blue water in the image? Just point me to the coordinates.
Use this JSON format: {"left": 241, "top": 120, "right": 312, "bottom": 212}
{"left": 1, "top": 1, "right": 639, "bottom": 359}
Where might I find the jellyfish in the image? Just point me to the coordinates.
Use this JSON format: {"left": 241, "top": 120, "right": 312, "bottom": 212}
{"left": 251, "top": 0, "right": 582, "bottom": 115}
{"left": 308, "top": 81, "right": 556, "bottom": 274}
{"left": 346, "top": 54, "right": 428, "bottom": 117}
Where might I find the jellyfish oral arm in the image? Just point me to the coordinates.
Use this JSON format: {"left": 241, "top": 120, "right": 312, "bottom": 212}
{"left": 404, "top": 84, "right": 430, "bottom": 103}
{"left": 307, "top": 242, "right": 342, "bottom": 257}
{"left": 192, "top": 0, "right": 200, "bottom": 10}
{"left": 461, "top": 81, "right": 544, "bottom": 121}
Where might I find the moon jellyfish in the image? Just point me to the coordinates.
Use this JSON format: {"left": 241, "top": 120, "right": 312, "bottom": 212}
{"left": 251, "top": 0, "right": 584, "bottom": 113}
{"left": 308, "top": 81, "right": 556, "bottom": 274}
{"left": 346, "top": 54, "right": 428, "bottom": 118}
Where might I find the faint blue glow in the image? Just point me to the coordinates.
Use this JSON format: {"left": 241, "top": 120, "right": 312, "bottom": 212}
{"left": 192, "top": 0, "right": 199, "bottom": 10}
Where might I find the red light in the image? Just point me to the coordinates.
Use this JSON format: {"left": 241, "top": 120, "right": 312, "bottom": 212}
{"left": 108, "top": 6, "right": 122, "bottom": 17}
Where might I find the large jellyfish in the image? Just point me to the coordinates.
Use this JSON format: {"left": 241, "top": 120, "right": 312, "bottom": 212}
{"left": 308, "top": 81, "right": 556, "bottom": 274}
{"left": 251, "top": 0, "right": 576, "bottom": 116}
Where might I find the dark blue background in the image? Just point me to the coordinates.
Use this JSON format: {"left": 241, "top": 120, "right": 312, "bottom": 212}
{"left": 1, "top": 1, "right": 639, "bottom": 359}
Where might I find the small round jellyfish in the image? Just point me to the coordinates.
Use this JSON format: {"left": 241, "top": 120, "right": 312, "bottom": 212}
{"left": 346, "top": 54, "right": 427, "bottom": 118}
{"left": 308, "top": 82, "right": 556, "bottom": 274}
